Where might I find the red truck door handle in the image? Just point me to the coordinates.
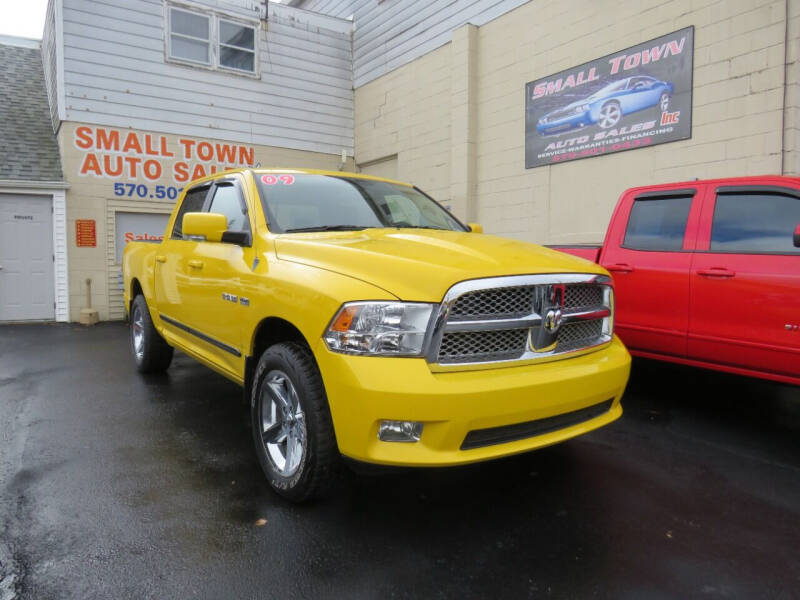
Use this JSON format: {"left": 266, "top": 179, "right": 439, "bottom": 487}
{"left": 155, "top": 255, "right": 166, "bottom": 263}
{"left": 607, "top": 263, "right": 633, "bottom": 273}
{"left": 187, "top": 259, "right": 204, "bottom": 269}
{"left": 697, "top": 267, "right": 735, "bottom": 278}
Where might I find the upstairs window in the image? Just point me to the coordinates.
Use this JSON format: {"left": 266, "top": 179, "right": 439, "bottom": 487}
{"left": 169, "top": 8, "right": 211, "bottom": 65}
{"left": 219, "top": 19, "right": 255, "bottom": 73}
{"left": 167, "top": 5, "right": 258, "bottom": 75}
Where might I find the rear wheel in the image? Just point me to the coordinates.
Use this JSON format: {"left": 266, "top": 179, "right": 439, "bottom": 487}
{"left": 130, "top": 295, "right": 173, "bottom": 373}
{"left": 251, "top": 342, "right": 339, "bottom": 502}
{"left": 659, "top": 92, "right": 670, "bottom": 113}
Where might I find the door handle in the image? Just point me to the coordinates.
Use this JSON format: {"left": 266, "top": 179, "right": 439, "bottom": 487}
{"left": 155, "top": 255, "right": 166, "bottom": 263}
{"left": 698, "top": 268, "right": 735, "bottom": 278}
{"left": 187, "top": 259, "right": 204, "bottom": 269}
{"left": 606, "top": 263, "right": 633, "bottom": 273}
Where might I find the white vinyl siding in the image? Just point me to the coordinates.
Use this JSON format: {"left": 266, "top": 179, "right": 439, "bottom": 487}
{"left": 61, "top": 0, "right": 353, "bottom": 156}
{"left": 41, "top": 0, "right": 60, "bottom": 131}
{"left": 295, "top": 0, "right": 530, "bottom": 88}
{"left": 292, "top": 0, "right": 357, "bottom": 19}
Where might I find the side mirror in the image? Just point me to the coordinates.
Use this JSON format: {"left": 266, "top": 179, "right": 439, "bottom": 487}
{"left": 794, "top": 223, "right": 800, "bottom": 248}
{"left": 182, "top": 212, "right": 227, "bottom": 243}
{"left": 468, "top": 222, "right": 483, "bottom": 234}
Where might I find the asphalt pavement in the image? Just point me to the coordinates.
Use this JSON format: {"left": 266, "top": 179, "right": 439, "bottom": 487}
{"left": 1, "top": 323, "right": 798, "bottom": 599}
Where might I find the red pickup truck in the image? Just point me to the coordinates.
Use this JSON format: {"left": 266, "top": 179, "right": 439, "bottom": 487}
{"left": 552, "top": 175, "right": 800, "bottom": 386}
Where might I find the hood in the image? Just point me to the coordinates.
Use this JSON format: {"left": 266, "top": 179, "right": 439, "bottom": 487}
{"left": 274, "top": 229, "right": 605, "bottom": 302}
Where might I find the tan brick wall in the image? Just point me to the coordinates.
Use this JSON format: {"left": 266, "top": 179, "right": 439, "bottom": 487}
{"left": 354, "top": 44, "right": 453, "bottom": 208}
{"left": 58, "top": 121, "right": 354, "bottom": 321}
{"left": 354, "top": 0, "right": 799, "bottom": 244}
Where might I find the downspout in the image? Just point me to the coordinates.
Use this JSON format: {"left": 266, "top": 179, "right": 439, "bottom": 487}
{"left": 781, "top": 0, "right": 789, "bottom": 175}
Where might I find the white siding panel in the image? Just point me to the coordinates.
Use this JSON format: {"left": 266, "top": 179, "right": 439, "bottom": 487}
{"left": 62, "top": 0, "right": 353, "bottom": 155}
{"left": 53, "top": 190, "right": 69, "bottom": 322}
{"left": 294, "top": 0, "right": 358, "bottom": 19}
{"left": 42, "top": 0, "right": 60, "bottom": 131}
{"left": 297, "top": 0, "right": 530, "bottom": 88}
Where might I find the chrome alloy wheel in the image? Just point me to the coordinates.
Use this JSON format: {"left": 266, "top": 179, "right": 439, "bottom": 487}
{"left": 598, "top": 103, "right": 621, "bottom": 128}
{"left": 132, "top": 305, "right": 145, "bottom": 361}
{"left": 259, "top": 370, "right": 306, "bottom": 477}
{"left": 659, "top": 93, "right": 670, "bottom": 112}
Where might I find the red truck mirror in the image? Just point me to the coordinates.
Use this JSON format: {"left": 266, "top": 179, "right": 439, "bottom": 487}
{"left": 794, "top": 224, "right": 800, "bottom": 248}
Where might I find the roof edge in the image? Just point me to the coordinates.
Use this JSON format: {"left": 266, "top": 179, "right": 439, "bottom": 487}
{"left": 0, "top": 34, "right": 41, "bottom": 49}
{"left": 0, "top": 180, "right": 69, "bottom": 190}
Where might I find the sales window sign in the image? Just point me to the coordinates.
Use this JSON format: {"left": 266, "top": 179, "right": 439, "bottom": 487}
{"left": 115, "top": 212, "right": 170, "bottom": 263}
{"left": 525, "top": 26, "right": 694, "bottom": 168}
{"left": 76, "top": 219, "right": 96, "bottom": 247}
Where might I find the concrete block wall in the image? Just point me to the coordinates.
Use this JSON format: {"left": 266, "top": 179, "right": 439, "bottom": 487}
{"left": 354, "top": 0, "right": 800, "bottom": 244}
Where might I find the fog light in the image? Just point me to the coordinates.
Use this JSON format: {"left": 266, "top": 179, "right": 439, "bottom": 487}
{"left": 378, "top": 420, "right": 423, "bottom": 442}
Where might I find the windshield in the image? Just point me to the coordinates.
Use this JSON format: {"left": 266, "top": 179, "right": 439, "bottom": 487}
{"left": 255, "top": 173, "right": 467, "bottom": 233}
{"left": 588, "top": 79, "right": 628, "bottom": 99}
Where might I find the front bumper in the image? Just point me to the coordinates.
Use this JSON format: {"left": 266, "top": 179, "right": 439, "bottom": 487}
{"left": 314, "top": 336, "right": 631, "bottom": 466}
{"left": 536, "top": 111, "right": 592, "bottom": 135}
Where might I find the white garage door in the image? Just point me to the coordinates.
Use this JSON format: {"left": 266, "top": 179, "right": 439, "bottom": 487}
{"left": 0, "top": 195, "right": 55, "bottom": 321}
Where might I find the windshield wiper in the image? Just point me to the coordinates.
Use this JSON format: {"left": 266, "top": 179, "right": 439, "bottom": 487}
{"left": 390, "top": 224, "right": 448, "bottom": 230}
{"left": 283, "top": 225, "right": 370, "bottom": 233}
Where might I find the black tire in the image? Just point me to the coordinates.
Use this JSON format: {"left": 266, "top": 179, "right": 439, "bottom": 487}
{"left": 130, "top": 295, "right": 173, "bottom": 373}
{"left": 250, "top": 342, "right": 339, "bottom": 502}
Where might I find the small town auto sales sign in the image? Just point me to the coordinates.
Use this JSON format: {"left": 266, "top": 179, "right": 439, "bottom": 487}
{"left": 525, "top": 26, "right": 693, "bottom": 168}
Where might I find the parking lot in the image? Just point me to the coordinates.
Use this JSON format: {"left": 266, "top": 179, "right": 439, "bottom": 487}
{"left": 1, "top": 322, "right": 799, "bottom": 599}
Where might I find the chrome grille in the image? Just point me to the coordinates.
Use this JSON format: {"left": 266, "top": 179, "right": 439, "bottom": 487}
{"left": 564, "top": 285, "right": 603, "bottom": 312}
{"left": 438, "top": 329, "right": 529, "bottom": 364}
{"left": 449, "top": 287, "right": 533, "bottom": 320}
{"left": 428, "top": 274, "right": 613, "bottom": 368}
{"left": 556, "top": 319, "right": 604, "bottom": 352}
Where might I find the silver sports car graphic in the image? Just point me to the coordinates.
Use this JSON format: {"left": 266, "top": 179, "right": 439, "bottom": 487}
{"left": 536, "top": 75, "right": 674, "bottom": 135}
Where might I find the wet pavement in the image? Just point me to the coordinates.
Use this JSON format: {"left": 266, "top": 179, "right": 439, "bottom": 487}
{"left": 0, "top": 322, "right": 799, "bottom": 599}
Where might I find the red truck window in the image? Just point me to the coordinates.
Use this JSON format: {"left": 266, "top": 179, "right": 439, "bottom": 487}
{"left": 710, "top": 192, "right": 800, "bottom": 255}
{"left": 623, "top": 195, "right": 693, "bottom": 251}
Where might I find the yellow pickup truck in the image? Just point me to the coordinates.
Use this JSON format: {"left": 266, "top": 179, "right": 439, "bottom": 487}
{"left": 123, "top": 168, "right": 630, "bottom": 501}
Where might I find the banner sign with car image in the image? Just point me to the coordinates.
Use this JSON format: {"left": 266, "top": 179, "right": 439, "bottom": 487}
{"left": 525, "top": 26, "right": 693, "bottom": 168}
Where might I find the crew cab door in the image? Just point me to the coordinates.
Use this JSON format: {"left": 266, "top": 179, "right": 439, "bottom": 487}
{"left": 155, "top": 181, "right": 213, "bottom": 350}
{"left": 599, "top": 186, "right": 702, "bottom": 357}
{"left": 181, "top": 176, "right": 255, "bottom": 376}
{"left": 689, "top": 184, "right": 800, "bottom": 379}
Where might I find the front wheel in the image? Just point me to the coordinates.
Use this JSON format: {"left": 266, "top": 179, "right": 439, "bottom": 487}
{"left": 251, "top": 342, "right": 339, "bottom": 502}
{"left": 597, "top": 101, "right": 622, "bottom": 129}
{"left": 130, "top": 295, "right": 173, "bottom": 373}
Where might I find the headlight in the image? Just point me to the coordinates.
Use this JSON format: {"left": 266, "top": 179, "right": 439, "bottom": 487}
{"left": 324, "top": 302, "right": 435, "bottom": 356}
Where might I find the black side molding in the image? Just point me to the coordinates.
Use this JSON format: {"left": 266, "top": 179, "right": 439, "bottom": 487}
{"left": 160, "top": 314, "right": 242, "bottom": 357}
